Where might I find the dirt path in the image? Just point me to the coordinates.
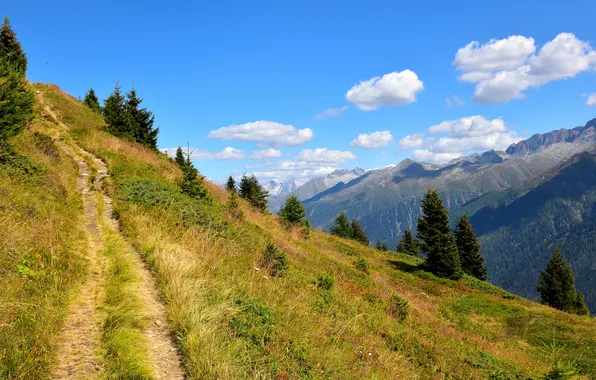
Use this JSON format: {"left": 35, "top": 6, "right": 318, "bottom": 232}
{"left": 44, "top": 100, "right": 184, "bottom": 379}
{"left": 50, "top": 144, "right": 105, "bottom": 379}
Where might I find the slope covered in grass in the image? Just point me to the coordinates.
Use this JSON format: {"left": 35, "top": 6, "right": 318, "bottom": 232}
{"left": 18, "top": 84, "right": 596, "bottom": 378}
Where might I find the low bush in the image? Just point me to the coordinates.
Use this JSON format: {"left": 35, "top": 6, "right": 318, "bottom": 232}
{"left": 387, "top": 294, "right": 409, "bottom": 322}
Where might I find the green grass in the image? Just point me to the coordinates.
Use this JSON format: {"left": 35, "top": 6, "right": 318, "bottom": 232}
{"left": 0, "top": 113, "right": 87, "bottom": 378}
{"left": 97, "top": 193, "right": 154, "bottom": 379}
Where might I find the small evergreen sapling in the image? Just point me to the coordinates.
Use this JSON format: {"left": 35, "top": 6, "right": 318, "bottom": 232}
{"left": 261, "top": 242, "right": 288, "bottom": 277}
{"left": 330, "top": 211, "right": 351, "bottom": 238}
{"left": 279, "top": 195, "right": 306, "bottom": 225}
{"left": 396, "top": 229, "right": 419, "bottom": 256}
{"left": 350, "top": 219, "right": 369, "bottom": 246}
{"left": 225, "top": 176, "right": 236, "bottom": 192}
{"left": 83, "top": 88, "right": 101, "bottom": 113}
{"left": 174, "top": 147, "right": 185, "bottom": 168}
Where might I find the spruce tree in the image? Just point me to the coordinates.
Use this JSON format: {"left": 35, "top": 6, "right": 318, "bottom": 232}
{"left": 0, "top": 59, "right": 33, "bottom": 151}
{"left": 103, "top": 81, "right": 131, "bottom": 138}
{"left": 83, "top": 88, "right": 101, "bottom": 113}
{"left": 330, "top": 211, "right": 351, "bottom": 238}
{"left": 279, "top": 195, "right": 306, "bottom": 225}
{"left": 0, "top": 17, "right": 27, "bottom": 76}
{"left": 225, "top": 175, "right": 236, "bottom": 192}
{"left": 350, "top": 219, "right": 369, "bottom": 246}
{"left": 179, "top": 146, "right": 208, "bottom": 199}
{"left": 537, "top": 248, "right": 589, "bottom": 315}
{"left": 417, "top": 188, "right": 463, "bottom": 280}
{"left": 375, "top": 238, "right": 383, "bottom": 251}
{"left": 396, "top": 229, "right": 419, "bottom": 256}
{"left": 238, "top": 174, "right": 269, "bottom": 211}
{"left": 381, "top": 243, "right": 388, "bottom": 251}
{"left": 126, "top": 88, "right": 158, "bottom": 149}
{"left": 454, "top": 214, "right": 487, "bottom": 281}
{"left": 175, "top": 147, "right": 185, "bottom": 168}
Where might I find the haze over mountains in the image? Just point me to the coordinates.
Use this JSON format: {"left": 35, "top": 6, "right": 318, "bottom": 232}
{"left": 260, "top": 119, "right": 596, "bottom": 311}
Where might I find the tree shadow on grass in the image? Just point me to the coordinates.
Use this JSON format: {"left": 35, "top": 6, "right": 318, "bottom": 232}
{"left": 387, "top": 259, "right": 420, "bottom": 273}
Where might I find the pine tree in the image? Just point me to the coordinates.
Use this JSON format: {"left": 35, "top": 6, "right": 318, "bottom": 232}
{"left": 126, "top": 88, "right": 158, "bottom": 149}
{"left": 0, "top": 59, "right": 33, "bottom": 151}
{"left": 225, "top": 175, "right": 236, "bottom": 192}
{"left": 537, "top": 248, "right": 589, "bottom": 315}
{"left": 381, "top": 243, "right": 388, "bottom": 251}
{"left": 396, "top": 229, "right": 419, "bottom": 256}
{"left": 238, "top": 174, "right": 269, "bottom": 211}
{"left": 350, "top": 220, "right": 369, "bottom": 246}
{"left": 375, "top": 238, "right": 383, "bottom": 251}
{"left": 330, "top": 211, "right": 351, "bottom": 238}
{"left": 175, "top": 147, "right": 185, "bottom": 168}
{"left": 83, "top": 88, "right": 101, "bottom": 113}
{"left": 179, "top": 145, "right": 208, "bottom": 199}
{"left": 0, "top": 17, "right": 27, "bottom": 76}
{"left": 279, "top": 195, "right": 306, "bottom": 225}
{"left": 417, "top": 188, "right": 463, "bottom": 280}
{"left": 103, "top": 81, "right": 132, "bottom": 138}
{"left": 454, "top": 214, "right": 487, "bottom": 281}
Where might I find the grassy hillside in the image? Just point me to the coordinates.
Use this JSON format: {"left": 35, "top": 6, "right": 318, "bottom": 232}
{"left": 1, "top": 84, "right": 595, "bottom": 379}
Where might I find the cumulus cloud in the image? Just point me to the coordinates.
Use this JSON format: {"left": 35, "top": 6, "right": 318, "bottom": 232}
{"left": 162, "top": 147, "right": 245, "bottom": 160}
{"left": 454, "top": 35, "right": 536, "bottom": 82}
{"left": 412, "top": 150, "right": 462, "bottom": 164}
{"left": 246, "top": 148, "right": 356, "bottom": 181}
{"left": 295, "top": 148, "right": 356, "bottom": 163}
{"left": 445, "top": 95, "right": 465, "bottom": 108}
{"left": 250, "top": 148, "right": 282, "bottom": 160}
{"left": 586, "top": 93, "right": 596, "bottom": 106}
{"left": 345, "top": 70, "right": 424, "bottom": 111}
{"left": 350, "top": 131, "right": 393, "bottom": 149}
{"left": 208, "top": 121, "right": 313, "bottom": 146}
{"left": 455, "top": 33, "right": 596, "bottom": 104}
{"left": 397, "top": 116, "right": 522, "bottom": 163}
{"left": 314, "top": 106, "right": 349, "bottom": 120}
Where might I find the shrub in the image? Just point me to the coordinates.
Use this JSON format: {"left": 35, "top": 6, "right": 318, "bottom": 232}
{"left": 387, "top": 294, "right": 409, "bottom": 322}
{"left": 261, "top": 242, "right": 289, "bottom": 277}
{"left": 354, "top": 257, "right": 369, "bottom": 274}
{"left": 227, "top": 190, "right": 243, "bottom": 220}
{"left": 230, "top": 296, "right": 276, "bottom": 348}
{"left": 316, "top": 273, "right": 335, "bottom": 291}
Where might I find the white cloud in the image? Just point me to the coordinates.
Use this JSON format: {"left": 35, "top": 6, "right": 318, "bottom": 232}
{"left": 428, "top": 116, "right": 507, "bottom": 137}
{"left": 412, "top": 150, "right": 462, "bottom": 164}
{"left": 345, "top": 70, "right": 424, "bottom": 111}
{"left": 454, "top": 35, "right": 536, "bottom": 82}
{"left": 162, "top": 147, "right": 245, "bottom": 160}
{"left": 250, "top": 148, "right": 282, "bottom": 160}
{"left": 445, "top": 95, "right": 465, "bottom": 108}
{"left": 350, "top": 131, "right": 393, "bottom": 149}
{"left": 246, "top": 148, "right": 356, "bottom": 182}
{"left": 295, "top": 148, "right": 356, "bottom": 163}
{"left": 314, "top": 106, "right": 349, "bottom": 120}
{"left": 585, "top": 93, "right": 596, "bottom": 106}
{"left": 398, "top": 116, "right": 522, "bottom": 163}
{"left": 208, "top": 121, "right": 313, "bottom": 146}
{"left": 456, "top": 33, "right": 596, "bottom": 104}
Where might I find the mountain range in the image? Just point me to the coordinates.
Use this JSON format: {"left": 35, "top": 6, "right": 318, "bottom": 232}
{"left": 277, "top": 118, "right": 596, "bottom": 311}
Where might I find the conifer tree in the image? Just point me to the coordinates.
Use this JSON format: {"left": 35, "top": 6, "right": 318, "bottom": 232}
{"left": 83, "top": 88, "right": 101, "bottom": 113}
{"left": 396, "top": 229, "right": 419, "bottom": 256}
{"left": 103, "top": 81, "right": 131, "bottom": 137}
{"left": 225, "top": 176, "right": 236, "bottom": 193}
{"left": 417, "top": 188, "right": 463, "bottom": 280}
{"left": 381, "top": 243, "right": 388, "bottom": 251}
{"left": 179, "top": 145, "right": 208, "bottom": 199}
{"left": 330, "top": 211, "right": 351, "bottom": 238}
{"left": 375, "top": 238, "right": 383, "bottom": 251}
{"left": 350, "top": 219, "right": 369, "bottom": 246}
{"left": 0, "top": 59, "right": 33, "bottom": 151}
{"left": 537, "top": 248, "right": 589, "bottom": 315}
{"left": 454, "top": 214, "right": 487, "bottom": 281}
{"left": 279, "top": 195, "right": 306, "bottom": 225}
{"left": 126, "top": 88, "right": 158, "bottom": 149}
{"left": 238, "top": 174, "right": 269, "bottom": 211}
{"left": 175, "top": 147, "right": 185, "bottom": 168}
{"left": 0, "top": 17, "right": 27, "bottom": 76}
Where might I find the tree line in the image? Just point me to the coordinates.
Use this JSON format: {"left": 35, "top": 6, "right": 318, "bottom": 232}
{"left": 83, "top": 82, "right": 159, "bottom": 150}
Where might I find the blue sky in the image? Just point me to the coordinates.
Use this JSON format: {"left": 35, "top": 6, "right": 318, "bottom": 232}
{"left": 6, "top": 0, "right": 596, "bottom": 182}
